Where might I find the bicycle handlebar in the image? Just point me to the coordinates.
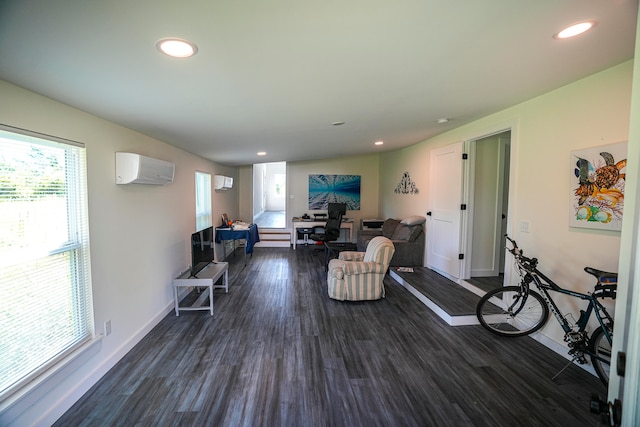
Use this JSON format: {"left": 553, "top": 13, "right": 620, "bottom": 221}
{"left": 505, "top": 235, "right": 538, "bottom": 270}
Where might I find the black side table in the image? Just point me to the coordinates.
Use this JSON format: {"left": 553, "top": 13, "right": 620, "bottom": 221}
{"left": 324, "top": 241, "right": 358, "bottom": 270}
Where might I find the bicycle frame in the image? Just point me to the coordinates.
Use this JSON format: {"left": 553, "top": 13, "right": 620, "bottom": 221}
{"left": 519, "top": 263, "right": 614, "bottom": 361}
{"left": 476, "top": 236, "right": 617, "bottom": 386}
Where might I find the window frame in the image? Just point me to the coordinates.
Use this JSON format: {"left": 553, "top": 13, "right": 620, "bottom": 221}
{"left": 195, "top": 171, "right": 212, "bottom": 231}
{"left": 0, "top": 125, "right": 93, "bottom": 403}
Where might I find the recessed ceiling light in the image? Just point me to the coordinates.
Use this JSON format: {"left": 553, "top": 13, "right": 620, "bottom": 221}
{"left": 257, "top": 151, "right": 267, "bottom": 156}
{"left": 554, "top": 21, "right": 595, "bottom": 39}
{"left": 332, "top": 121, "right": 345, "bottom": 126}
{"left": 374, "top": 140, "right": 384, "bottom": 146}
{"left": 156, "top": 38, "right": 198, "bottom": 58}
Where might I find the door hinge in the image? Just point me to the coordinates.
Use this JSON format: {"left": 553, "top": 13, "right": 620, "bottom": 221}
{"left": 458, "top": 254, "right": 464, "bottom": 260}
{"left": 462, "top": 153, "right": 468, "bottom": 160}
{"left": 461, "top": 204, "right": 467, "bottom": 210}
{"left": 617, "top": 351, "right": 626, "bottom": 377}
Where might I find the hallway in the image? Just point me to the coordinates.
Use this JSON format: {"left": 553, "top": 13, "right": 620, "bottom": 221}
{"left": 254, "top": 210, "right": 286, "bottom": 229}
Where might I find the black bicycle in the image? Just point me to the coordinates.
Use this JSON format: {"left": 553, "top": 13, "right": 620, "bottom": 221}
{"left": 475, "top": 236, "right": 617, "bottom": 386}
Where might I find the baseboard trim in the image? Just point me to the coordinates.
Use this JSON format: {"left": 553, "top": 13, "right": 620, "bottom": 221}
{"left": 390, "top": 270, "right": 599, "bottom": 379}
{"left": 11, "top": 300, "right": 177, "bottom": 427}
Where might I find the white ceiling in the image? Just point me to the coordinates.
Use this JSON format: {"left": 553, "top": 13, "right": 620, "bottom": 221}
{"left": 0, "top": 1, "right": 637, "bottom": 166}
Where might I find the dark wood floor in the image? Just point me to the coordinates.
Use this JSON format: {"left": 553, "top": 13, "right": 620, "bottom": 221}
{"left": 467, "top": 274, "right": 505, "bottom": 293}
{"left": 55, "top": 248, "right": 605, "bottom": 426}
{"left": 394, "top": 267, "right": 483, "bottom": 316}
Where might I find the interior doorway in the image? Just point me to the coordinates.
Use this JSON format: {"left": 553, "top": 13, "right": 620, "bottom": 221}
{"left": 465, "top": 130, "right": 511, "bottom": 291}
{"left": 253, "top": 162, "right": 286, "bottom": 229}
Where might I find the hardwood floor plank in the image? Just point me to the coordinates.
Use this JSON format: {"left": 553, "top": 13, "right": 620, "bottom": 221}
{"left": 54, "top": 247, "right": 605, "bottom": 426}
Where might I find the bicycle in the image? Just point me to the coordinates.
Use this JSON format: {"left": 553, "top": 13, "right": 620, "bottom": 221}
{"left": 475, "top": 236, "right": 617, "bottom": 386}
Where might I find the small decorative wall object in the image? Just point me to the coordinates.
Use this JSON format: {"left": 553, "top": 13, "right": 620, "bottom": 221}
{"left": 308, "top": 174, "right": 361, "bottom": 210}
{"left": 569, "top": 141, "right": 627, "bottom": 231}
{"left": 394, "top": 171, "right": 419, "bottom": 194}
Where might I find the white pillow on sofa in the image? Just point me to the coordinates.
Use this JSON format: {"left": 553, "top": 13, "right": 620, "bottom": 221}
{"left": 401, "top": 215, "right": 426, "bottom": 226}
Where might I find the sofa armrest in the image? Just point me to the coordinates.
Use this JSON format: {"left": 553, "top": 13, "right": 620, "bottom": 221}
{"left": 328, "top": 258, "right": 387, "bottom": 280}
{"left": 342, "top": 261, "right": 387, "bottom": 275}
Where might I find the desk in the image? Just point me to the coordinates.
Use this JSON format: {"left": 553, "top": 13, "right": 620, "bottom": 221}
{"left": 172, "top": 262, "right": 228, "bottom": 316}
{"left": 215, "top": 224, "right": 260, "bottom": 264}
{"left": 291, "top": 219, "right": 354, "bottom": 250}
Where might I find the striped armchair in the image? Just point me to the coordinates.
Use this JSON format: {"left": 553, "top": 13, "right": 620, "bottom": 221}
{"left": 327, "top": 236, "right": 395, "bottom": 301}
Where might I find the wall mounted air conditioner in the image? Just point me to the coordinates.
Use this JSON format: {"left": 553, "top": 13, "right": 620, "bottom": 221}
{"left": 214, "top": 175, "right": 233, "bottom": 190}
{"left": 115, "top": 152, "right": 175, "bottom": 185}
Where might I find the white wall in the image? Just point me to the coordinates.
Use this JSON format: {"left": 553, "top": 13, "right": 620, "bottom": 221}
{"left": 287, "top": 154, "right": 380, "bottom": 226}
{"left": 252, "top": 163, "right": 265, "bottom": 218}
{"left": 380, "top": 60, "right": 633, "bottom": 347}
{"left": 0, "top": 80, "right": 238, "bottom": 426}
{"left": 240, "top": 155, "right": 381, "bottom": 235}
{"left": 265, "top": 162, "right": 286, "bottom": 211}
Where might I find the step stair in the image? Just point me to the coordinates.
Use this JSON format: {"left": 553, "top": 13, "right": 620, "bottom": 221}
{"left": 390, "top": 267, "right": 485, "bottom": 326}
{"left": 255, "top": 228, "right": 291, "bottom": 248}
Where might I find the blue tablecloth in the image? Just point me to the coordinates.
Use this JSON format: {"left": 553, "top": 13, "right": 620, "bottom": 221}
{"left": 215, "top": 224, "right": 260, "bottom": 254}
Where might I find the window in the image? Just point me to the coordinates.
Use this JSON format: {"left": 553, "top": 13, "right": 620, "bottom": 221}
{"left": 0, "top": 127, "right": 92, "bottom": 401}
{"left": 195, "top": 171, "right": 211, "bottom": 231}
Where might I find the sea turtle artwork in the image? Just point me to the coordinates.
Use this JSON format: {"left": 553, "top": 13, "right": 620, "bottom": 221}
{"left": 571, "top": 143, "right": 627, "bottom": 229}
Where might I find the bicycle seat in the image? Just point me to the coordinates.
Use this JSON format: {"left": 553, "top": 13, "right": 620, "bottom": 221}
{"left": 584, "top": 267, "right": 618, "bottom": 284}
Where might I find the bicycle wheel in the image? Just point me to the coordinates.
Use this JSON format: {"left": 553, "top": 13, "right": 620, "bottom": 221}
{"left": 476, "top": 286, "right": 549, "bottom": 337}
{"left": 589, "top": 325, "right": 613, "bottom": 386}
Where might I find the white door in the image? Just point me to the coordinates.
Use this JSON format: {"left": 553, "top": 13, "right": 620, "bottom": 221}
{"left": 427, "top": 141, "right": 464, "bottom": 279}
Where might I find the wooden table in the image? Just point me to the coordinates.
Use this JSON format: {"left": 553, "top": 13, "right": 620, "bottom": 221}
{"left": 172, "top": 262, "right": 229, "bottom": 316}
{"left": 215, "top": 224, "right": 260, "bottom": 264}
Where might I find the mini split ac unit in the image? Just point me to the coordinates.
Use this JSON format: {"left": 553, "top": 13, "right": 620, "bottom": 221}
{"left": 214, "top": 175, "right": 233, "bottom": 190}
{"left": 115, "top": 152, "right": 175, "bottom": 185}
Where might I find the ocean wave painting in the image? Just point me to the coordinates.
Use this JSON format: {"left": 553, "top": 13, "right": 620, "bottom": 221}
{"left": 308, "top": 174, "right": 361, "bottom": 210}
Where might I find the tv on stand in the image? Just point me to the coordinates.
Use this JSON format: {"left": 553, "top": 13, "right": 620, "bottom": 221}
{"left": 190, "top": 226, "right": 214, "bottom": 277}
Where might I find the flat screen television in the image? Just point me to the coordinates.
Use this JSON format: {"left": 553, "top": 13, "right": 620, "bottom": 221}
{"left": 191, "top": 226, "right": 214, "bottom": 277}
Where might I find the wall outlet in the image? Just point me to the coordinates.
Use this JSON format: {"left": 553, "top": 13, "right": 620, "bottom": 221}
{"left": 104, "top": 320, "right": 112, "bottom": 336}
{"left": 520, "top": 221, "right": 530, "bottom": 233}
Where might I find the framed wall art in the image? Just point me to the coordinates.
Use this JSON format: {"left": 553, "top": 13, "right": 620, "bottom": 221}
{"left": 569, "top": 141, "right": 627, "bottom": 231}
{"left": 308, "top": 174, "right": 361, "bottom": 210}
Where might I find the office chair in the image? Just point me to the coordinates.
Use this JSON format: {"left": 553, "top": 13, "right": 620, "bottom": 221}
{"left": 310, "top": 203, "right": 346, "bottom": 268}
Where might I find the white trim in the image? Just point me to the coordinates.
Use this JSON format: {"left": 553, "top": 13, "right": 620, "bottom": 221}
{"left": 390, "top": 270, "right": 480, "bottom": 326}
{"left": 390, "top": 271, "right": 601, "bottom": 380}
{"left": 0, "top": 123, "right": 84, "bottom": 148}
{"left": 0, "top": 300, "right": 177, "bottom": 427}
{"left": 530, "top": 331, "right": 598, "bottom": 378}
{"left": 458, "top": 279, "right": 488, "bottom": 298}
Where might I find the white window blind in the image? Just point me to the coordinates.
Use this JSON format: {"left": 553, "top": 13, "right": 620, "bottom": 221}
{"left": 195, "top": 171, "right": 212, "bottom": 231}
{"left": 0, "top": 127, "right": 93, "bottom": 401}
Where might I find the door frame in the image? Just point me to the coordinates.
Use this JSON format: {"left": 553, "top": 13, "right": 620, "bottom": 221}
{"left": 460, "top": 123, "right": 517, "bottom": 286}
{"left": 463, "top": 131, "right": 511, "bottom": 279}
